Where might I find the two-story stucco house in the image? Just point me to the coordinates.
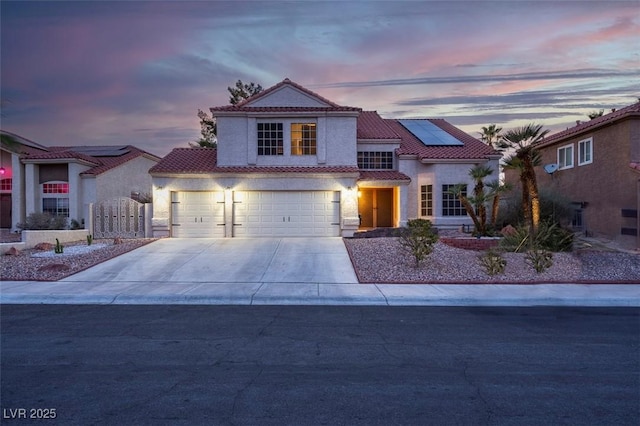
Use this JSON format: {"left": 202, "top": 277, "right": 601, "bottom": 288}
{"left": 0, "top": 130, "right": 161, "bottom": 231}
{"left": 531, "top": 101, "right": 640, "bottom": 250}
{"left": 149, "top": 78, "right": 500, "bottom": 238}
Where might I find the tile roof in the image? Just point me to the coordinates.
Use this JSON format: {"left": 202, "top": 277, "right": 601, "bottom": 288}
{"left": 358, "top": 170, "right": 411, "bottom": 182}
{"left": 22, "top": 150, "right": 100, "bottom": 165}
{"left": 391, "top": 118, "right": 500, "bottom": 160}
{"left": 210, "top": 78, "right": 361, "bottom": 113}
{"left": 357, "top": 111, "right": 401, "bottom": 140}
{"left": 23, "top": 145, "right": 160, "bottom": 176}
{"left": 535, "top": 101, "right": 640, "bottom": 148}
{"left": 1, "top": 130, "right": 49, "bottom": 155}
{"left": 149, "top": 148, "right": 360, "bottom": 175}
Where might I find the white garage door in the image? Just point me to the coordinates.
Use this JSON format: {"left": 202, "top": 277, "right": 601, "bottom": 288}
{"left": 233, "top": 191, "right": 340, "bottom": 237}
{"left": 171, "top": 191, "right": 225, "bottom": 237}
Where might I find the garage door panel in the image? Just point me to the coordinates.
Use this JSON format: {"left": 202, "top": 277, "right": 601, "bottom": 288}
{"left": 233, "top": 191, "right": 340, "bottom": 237}
{"left": 172, "top": 191, "right": 225, "bottom": 238}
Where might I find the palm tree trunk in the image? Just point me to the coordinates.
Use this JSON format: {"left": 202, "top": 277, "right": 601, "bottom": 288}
{"left": 491, "top": 195, "right": 500, "bottom": 227}
{"left": 459, "top": 195, "right": 482, "bottom": 233}
{"left": 521, "top": 156, "right": 539, "bottom": 236}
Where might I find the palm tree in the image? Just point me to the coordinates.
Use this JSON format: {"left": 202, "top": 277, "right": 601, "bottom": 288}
{"left": 479, "top": 124, "right": 503, "bottom": 148}
{"left": 449, "top": 184, "right": 483, "bottom": 233}
{"left": 498, "top": 124, "right": 549, "bottom": 236}
{"left": 486, "top": 180, "right": 512, "bottom": 227}
{"left": 468, "top": 165, "right": 494, "bottom": 234}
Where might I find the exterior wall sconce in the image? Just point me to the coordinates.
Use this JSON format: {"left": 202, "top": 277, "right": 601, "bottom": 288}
{"left": 0, "top": 167, "right": 5, "bottom": 175}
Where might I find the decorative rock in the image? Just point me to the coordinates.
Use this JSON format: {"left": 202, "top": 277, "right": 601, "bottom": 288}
{"left": 501, "top": 224, "right": 517, "bottom": 236}
{"left": 4, "top": 247, "right": 20, "bottom": 256}
{"left": 34, "top": 242, "right": 55, "bottom": 251}
{"left": 113, "top": 237, "right": 123, "bottom": 245}
{"left": 37, "top": 263, "right": 71, "bottom": 273}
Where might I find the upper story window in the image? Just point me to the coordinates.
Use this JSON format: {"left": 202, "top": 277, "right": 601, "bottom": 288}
{"left": 578, "top": 138, "right": 592, "bottom": 166}
{"left": 442, "top": 184, "right": 467, "bottom": 216}
{"left": 291, "top": 123, "right": 316, "bottom": 155}
{"left": 257, "top": 122, "right": 283, "bottom": 156}
{"left": 557, "top": 144, "right": 574, "bottom": 170}
{"left": 357, "top": 152, "right": 394, "bottom": 170}
{"left": 41, "top": 181, "right": 69, "bottom": 217}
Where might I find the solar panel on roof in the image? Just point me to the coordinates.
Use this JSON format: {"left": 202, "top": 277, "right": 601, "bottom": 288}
{"left": 398, "top": 120, "right": 463, "bottom": 146}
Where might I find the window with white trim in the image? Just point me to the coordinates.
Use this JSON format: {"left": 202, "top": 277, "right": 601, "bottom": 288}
{"left": 421, "top": 184, "right": 433, "bottom": 216}
{"left": 557, "top": 144, "right": 574, "bottom": 170}
{"left": 442, "top": 184, "right": 467, "bottom": 216}
{"left": 257, "top": 122, "right": 283, "bottom": 156}
{"left": 42, "top": 181, "right": 69, "bottom": 217}
{"left": 578, "top": 138, "right": 592, "bottom": 166}
{"left": 357, "top": 152, "right": 394, "bottom": 169}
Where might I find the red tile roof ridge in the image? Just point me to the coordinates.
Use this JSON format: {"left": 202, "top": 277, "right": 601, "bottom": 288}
{"left": 211, "top": 78, "right": 361, "bottom": 112}
{"left": 236, "top": 78, "right": 342, "bottom": 108}
{"left": 536, "top": 101, "right": 640, "bottom": 147}
{"left": 24, "top": 150, "right": 100, "bottom": 165}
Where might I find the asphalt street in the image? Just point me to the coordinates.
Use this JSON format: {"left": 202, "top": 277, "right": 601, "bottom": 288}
{"left": 1, "top": 305, "right": 639, "bottom": 425}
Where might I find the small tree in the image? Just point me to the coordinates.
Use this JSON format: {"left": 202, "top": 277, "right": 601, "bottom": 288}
{"left": 448, "top": 165, "right": 497, "bottom": 236}
{"left": 478, "top": 124, "right": 503, "bottom": 149}
{"left": 587, "top": 109, "right": 604, "bottom": 120}
{"left": 190, "top": 80, "right": 263, "bottom": 148}
{"left": 228, "top": 80, "right": 263, "bottom": 105}
{"left": 399, "top": 219, "right": 438, "bottom": 267}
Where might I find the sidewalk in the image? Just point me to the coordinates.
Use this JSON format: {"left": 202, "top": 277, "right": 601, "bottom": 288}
{"left": 1, "top": 280, "right": 639, "bottom": 306}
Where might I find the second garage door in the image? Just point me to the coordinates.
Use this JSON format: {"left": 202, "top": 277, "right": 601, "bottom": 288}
{"left": 233, "top": 191, "right": 340, "bottom": 237}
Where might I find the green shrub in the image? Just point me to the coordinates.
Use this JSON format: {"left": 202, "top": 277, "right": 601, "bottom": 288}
{"left": 497, "top": 188, "right": 573, "bottom": 229}
{"left": 87, "top": 234, "right": 93, "bottom": 246}
{"left": 525, "top": 249, "right": 553, "bottom": 273}
{"left": 399, "top": 219, "right": 439, "bottom": 267}
{"left": 478, "top": 250, "right": 507, "bottom": 276}
{"left": 17, "top": 212, "right": 68, "bottom": 230}
{"left": 500, "top": 221, "right": 573, "bottom": 253}
{"left": 70, "top": 219, "right": 82, "bottom": 230}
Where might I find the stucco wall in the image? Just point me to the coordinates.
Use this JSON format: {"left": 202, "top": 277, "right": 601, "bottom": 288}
{"left": 95, "top": 156, "right": 157, "bottom": 201}
{"left": 398, "top": 159, "right": 499, "bottom": 229}
{"left": 536, "top": 118, "right": 637, "bottom": 248}
{"left": 250, "top": 86, "right": 328, "bottom": 107}
{"left": 217, "top": 115, "right": 358, "bottom": 168}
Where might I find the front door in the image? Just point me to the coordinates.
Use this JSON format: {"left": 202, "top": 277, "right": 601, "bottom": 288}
{"left": 358, "top": 188, "right": 393, "bottom": 228}
{"left": 0, "top": 193, "right": 11, "bottom": 228}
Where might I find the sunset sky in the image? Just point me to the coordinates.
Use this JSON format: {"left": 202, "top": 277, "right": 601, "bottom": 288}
{"left": 1, "top": 0, "right": 638, "bottom": 156}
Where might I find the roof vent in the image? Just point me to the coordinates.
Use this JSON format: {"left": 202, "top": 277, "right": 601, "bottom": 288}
{"left": 576, "top": 120, "right": 581, "bottom": 126}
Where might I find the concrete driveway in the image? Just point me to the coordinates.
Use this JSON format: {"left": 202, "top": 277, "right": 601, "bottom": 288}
{"left": 62, "top": 238, "right": 359, "bottom": 284}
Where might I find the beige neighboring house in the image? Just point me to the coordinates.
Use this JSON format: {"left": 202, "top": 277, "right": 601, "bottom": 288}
{"left": 531, "top": 102, "right": 640, "bottom": 250}
{"left": 149, "top": 78, "right": 500, "bottom": 238}
{"left": 0, "top": 130, "right": 161, "bottom": 232}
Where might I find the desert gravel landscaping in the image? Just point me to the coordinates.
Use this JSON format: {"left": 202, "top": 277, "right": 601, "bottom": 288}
{"left": 1, "top": 235, "right": 639, "bottom": 283}
{"left": 1, "top": 239, "right": 156, "bottom": 281}
{"left": 344, "top": 237, "right": 640, "bottom": 284}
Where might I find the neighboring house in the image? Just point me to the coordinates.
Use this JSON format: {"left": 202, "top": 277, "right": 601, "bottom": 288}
{"left": 149, "top": 78, "right": 500, "bottom": 238}
{"left": 0, "top": 130, "right": 161, "bottom": 231}
{"left": 530, "top": 101, "right": 640, "bottom": 250}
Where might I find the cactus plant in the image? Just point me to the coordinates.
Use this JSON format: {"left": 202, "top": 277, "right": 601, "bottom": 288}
{"left": 54, "top": 238, "right": 64, "bottom": 254}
